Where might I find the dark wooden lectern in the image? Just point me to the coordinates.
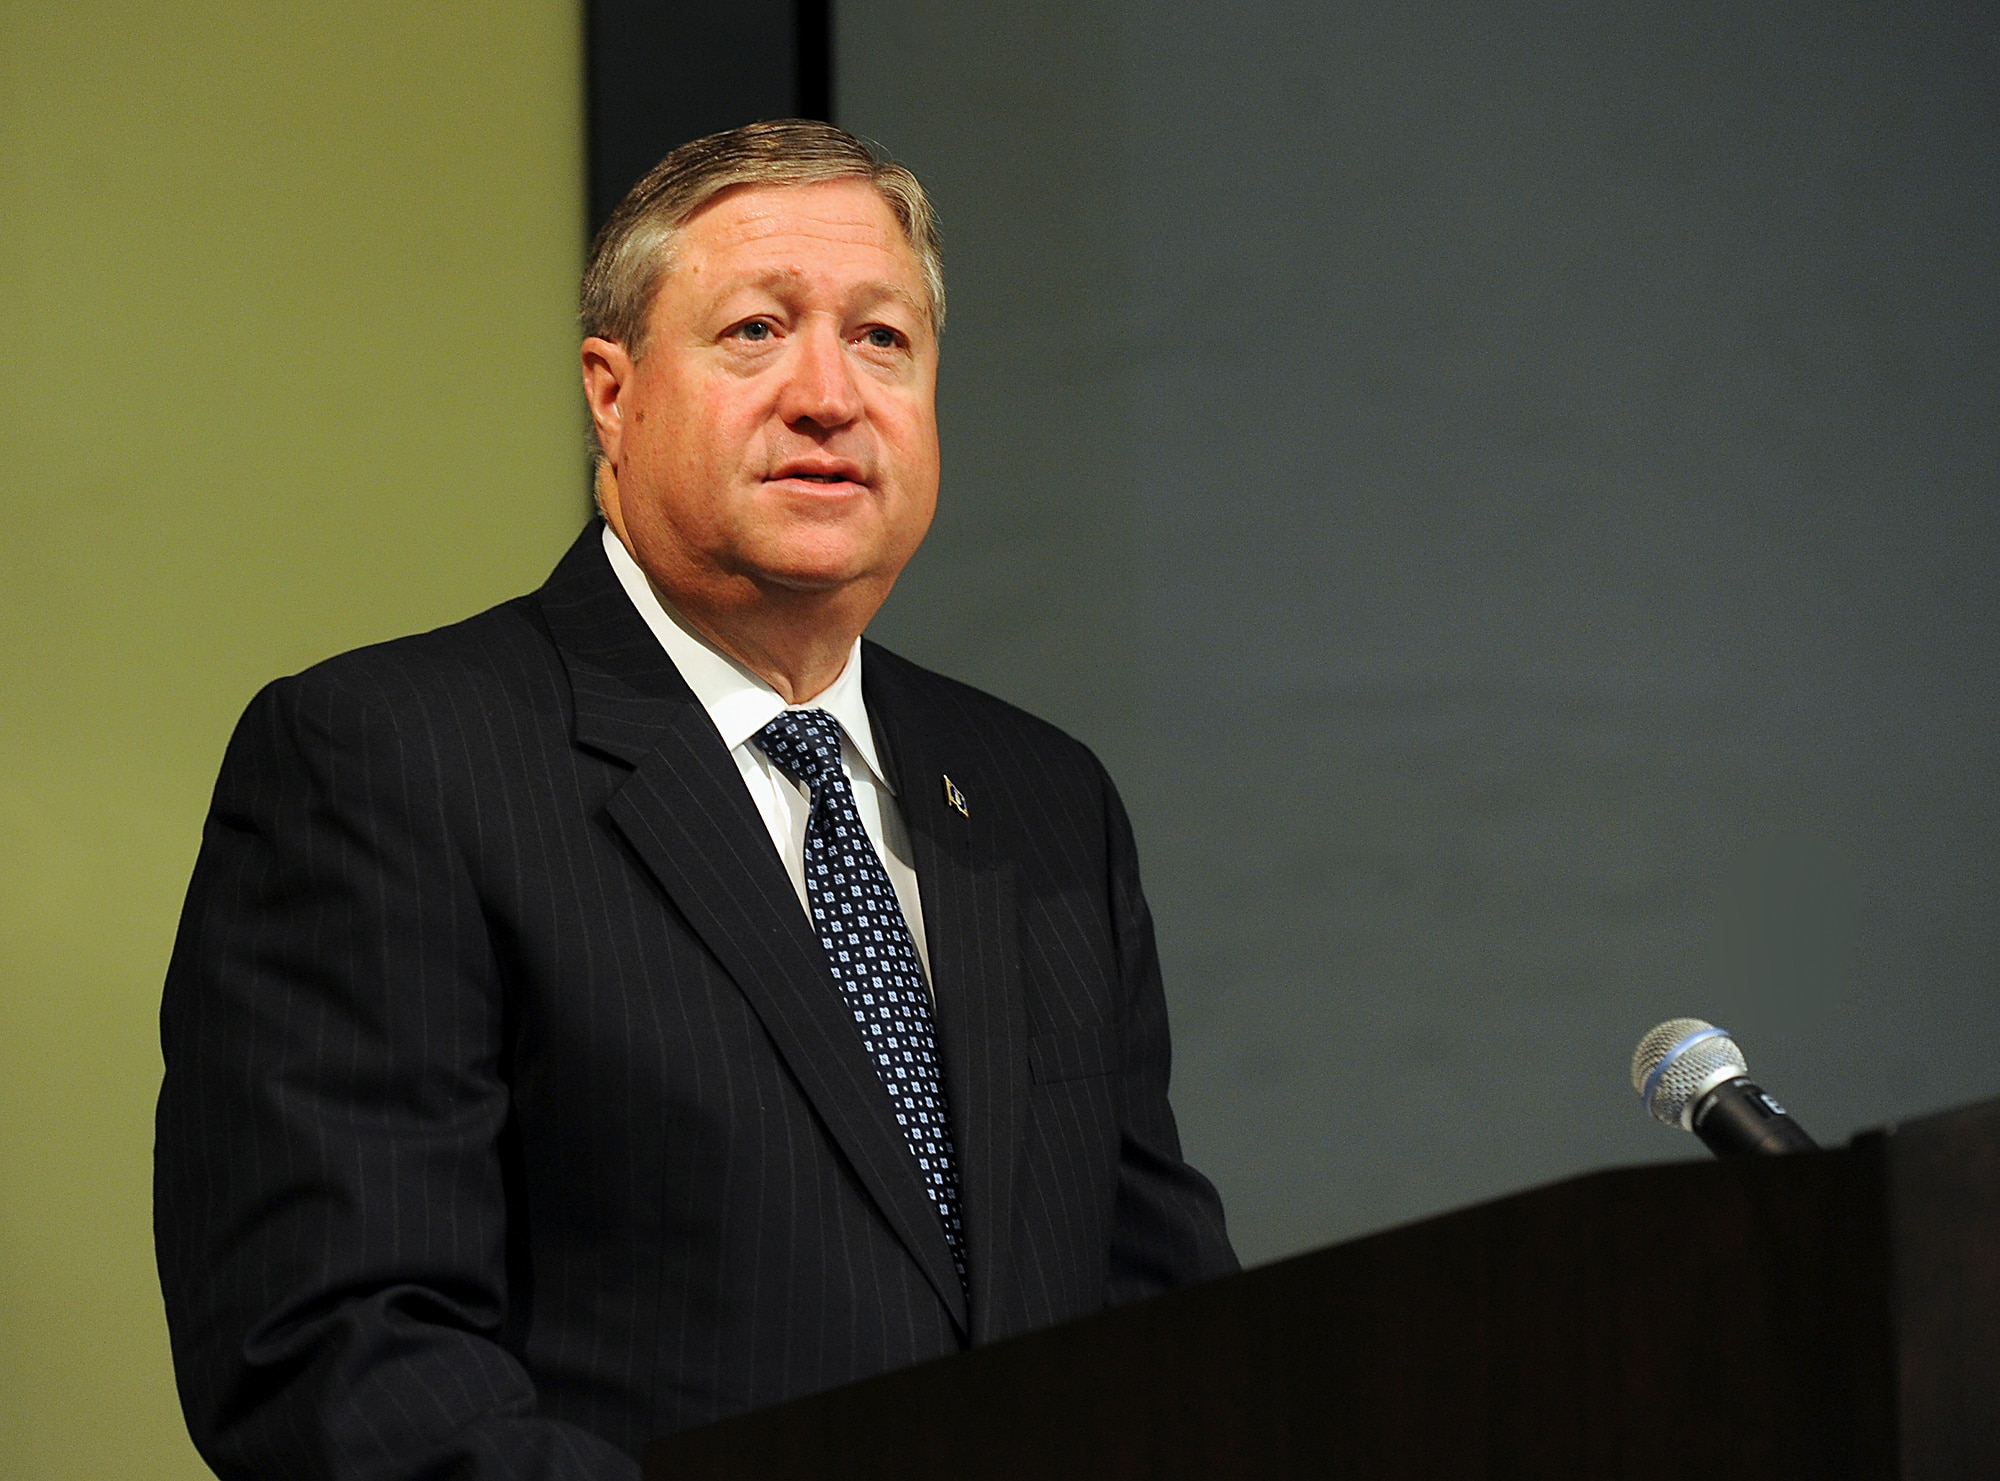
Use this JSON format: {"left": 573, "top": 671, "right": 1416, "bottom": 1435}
{"left": 648, "top": 1097, "right": 1998, "bottom": 1480}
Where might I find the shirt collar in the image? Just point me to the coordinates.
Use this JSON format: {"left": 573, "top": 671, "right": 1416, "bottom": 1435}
{"left": 600, "top": 524, "right": 894, "bottom": 792}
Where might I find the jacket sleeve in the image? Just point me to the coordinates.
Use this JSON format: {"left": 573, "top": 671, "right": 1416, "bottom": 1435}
{"left": 1095, "top": 760, "right": 1241, "bottom": 1304}
{"left": 155, "top": 670, "right": 640, "bottom": 1481}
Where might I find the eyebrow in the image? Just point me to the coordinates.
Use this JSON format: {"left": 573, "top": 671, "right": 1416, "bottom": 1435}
{"left": 728, "top": 267, "right": 927, "bottom": 319}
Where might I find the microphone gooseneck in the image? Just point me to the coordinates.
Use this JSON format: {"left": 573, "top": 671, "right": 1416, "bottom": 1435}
{"left": 1629, "top": 1018, "right": 1819, "bottom": 1158}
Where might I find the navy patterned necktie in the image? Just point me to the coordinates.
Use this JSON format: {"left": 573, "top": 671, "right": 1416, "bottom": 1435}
{"left": 754, "top": 708, "right": 966, "bottom": 1285}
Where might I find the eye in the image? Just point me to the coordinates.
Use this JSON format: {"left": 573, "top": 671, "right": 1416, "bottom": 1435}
{"left": 733, "top": 319, "right": 775, "bottom": 342}
{"left": 862, "top": 326, "right": 902, "bottom": 350}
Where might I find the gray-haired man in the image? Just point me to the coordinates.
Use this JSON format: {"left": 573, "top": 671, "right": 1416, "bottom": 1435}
{"left": 157, "top": 120, "right": 1235, "bottom": 1481}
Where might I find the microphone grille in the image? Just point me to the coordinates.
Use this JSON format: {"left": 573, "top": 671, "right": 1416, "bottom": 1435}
{"left": 1631, "top": 1018, "right": 1749, "bottom": 1129}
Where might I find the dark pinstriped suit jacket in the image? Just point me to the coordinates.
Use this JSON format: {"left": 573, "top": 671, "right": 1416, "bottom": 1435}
{"left": 156, "top": 522, "right": 1236, "bottom": 1479}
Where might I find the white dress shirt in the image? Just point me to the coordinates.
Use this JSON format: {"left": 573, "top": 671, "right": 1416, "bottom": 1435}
{"left": 601, "top": 525, "right": 931, "bottom": 981}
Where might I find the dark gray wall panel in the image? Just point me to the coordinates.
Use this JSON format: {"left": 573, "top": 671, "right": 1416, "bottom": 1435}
{"left": 842, "top": 2, "right": 2000, "bottom": 1263}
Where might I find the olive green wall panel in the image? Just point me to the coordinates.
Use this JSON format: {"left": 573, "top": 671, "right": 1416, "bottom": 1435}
{"left": 0, "top": 4, "right": 584, "bottom": 1473}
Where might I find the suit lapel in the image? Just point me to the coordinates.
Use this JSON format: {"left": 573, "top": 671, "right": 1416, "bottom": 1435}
{"left": 538, "top": 526, "right": 968, "bottom": 1331}
{"left": 865, "top": 646, "right": 1028, "bottom": 1343}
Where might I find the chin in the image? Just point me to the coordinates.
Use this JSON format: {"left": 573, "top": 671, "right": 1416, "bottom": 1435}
{"left": 753, "top": 561, "right": 879, "bottom": 597}
{"left": 744, "top": 536, "right": 897, "bottom": 595}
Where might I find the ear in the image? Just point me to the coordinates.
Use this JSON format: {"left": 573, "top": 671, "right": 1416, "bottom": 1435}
{"left": 580, "top": 336, "right": 635, "bottom": 465}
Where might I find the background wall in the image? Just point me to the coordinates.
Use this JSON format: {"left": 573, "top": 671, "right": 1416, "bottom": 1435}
{"left": 842, "top": 2, "right": 2000, "bottom": 1263}
{"left": 0, "top": 3, "right": 583, "bottom": 1474}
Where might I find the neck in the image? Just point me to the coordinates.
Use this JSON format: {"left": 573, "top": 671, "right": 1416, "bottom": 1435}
{"left": 598, "top": 475, "right": 876, "bottom": 705}
{"left": 657, "top": 580, "right": 862, "bottom": 705}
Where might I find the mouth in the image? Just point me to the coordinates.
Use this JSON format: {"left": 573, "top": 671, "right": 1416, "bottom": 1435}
{"left": 769, "top": 459, "right": 867, "bottom": 489}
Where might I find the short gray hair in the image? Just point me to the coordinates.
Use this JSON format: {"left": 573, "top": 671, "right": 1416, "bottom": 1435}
{"left": 580, "top": 119, "right": 945, "bottom": 364}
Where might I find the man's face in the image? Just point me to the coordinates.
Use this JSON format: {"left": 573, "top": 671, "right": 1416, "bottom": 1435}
{"left": 588, "top": 179, "right": 940, "bottom": 614}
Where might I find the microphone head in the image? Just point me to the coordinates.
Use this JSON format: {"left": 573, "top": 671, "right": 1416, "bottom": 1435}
{"left": 1631, "top": 1018, "right": 1750, "bottom": 1130}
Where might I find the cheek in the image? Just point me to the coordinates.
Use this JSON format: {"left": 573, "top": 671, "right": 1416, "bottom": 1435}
{"left": 632, "top": 397, "right": 737, "bottom": 494}
{"left": 682, "top": 386, "right": 774, "bottom": 473}
{"left": 890, "top": 436, "right": 940, "bottom": 554}
{"left": 876, "top": 395, "right": 940, "bottom": 479}
{"left": 904, "top": 422, "right": 943, "bottom": 500}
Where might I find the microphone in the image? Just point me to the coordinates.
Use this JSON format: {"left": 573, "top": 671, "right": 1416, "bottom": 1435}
{"left": 1629, "top": 1018, "right": 1819, "bottom": 1158}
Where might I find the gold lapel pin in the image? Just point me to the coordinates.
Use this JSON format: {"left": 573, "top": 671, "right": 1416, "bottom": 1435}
{"left": 942, "top": 775, "right": 969, "bottom": 818}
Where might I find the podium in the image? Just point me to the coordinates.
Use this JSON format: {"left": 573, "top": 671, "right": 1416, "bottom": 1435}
{"left": 647, "top": 1097, "right": 1998, "bottom": 1480}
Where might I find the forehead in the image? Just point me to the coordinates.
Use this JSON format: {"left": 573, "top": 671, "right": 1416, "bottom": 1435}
{"left": 669, "top": 179, "right": 922, "bottom": 299}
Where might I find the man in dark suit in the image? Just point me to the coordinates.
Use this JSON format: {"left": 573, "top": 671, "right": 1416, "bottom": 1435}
{"left": 156, "top": 120, "right": 1234, "bottom": 1480}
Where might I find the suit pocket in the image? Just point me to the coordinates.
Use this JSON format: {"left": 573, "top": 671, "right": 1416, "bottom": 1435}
{"left": 1027, "top": 1023, "right": 1120, "bottom": 1084}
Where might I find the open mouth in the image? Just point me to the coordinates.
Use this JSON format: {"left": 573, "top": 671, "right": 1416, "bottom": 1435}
{"left": 771, "top": 464, "right": 866, "bottom": 490}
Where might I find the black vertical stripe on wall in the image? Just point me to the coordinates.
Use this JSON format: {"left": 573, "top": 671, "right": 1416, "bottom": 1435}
{"left": 794, "top": 0, "right": 833, "bottom": 125}
{"left": 585, "top": 0, "right": 837, "bottom": 240}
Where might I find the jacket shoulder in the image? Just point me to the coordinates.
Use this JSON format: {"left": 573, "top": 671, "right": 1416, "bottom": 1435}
{"left": 268, "top": 590, "right": 561, "bottom": 719}
{"left": 861, "top": 642, "right": 1110, "bottom": 797}
{"left": 206, "top": 593, "right": 570, "bottom": 820}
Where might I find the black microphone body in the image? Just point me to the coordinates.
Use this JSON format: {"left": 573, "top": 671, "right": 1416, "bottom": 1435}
{"left": 1689, "top": 1076, "right": 1820, "bottom": 1158}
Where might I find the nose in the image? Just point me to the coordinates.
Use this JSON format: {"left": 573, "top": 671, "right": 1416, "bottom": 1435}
{"left": 777, "top": 318, "right": 863, "bottom": 433}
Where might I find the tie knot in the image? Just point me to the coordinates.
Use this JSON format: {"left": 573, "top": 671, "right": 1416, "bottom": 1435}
{"left": 754, "top": 708, "right": 846, "bottom": 791}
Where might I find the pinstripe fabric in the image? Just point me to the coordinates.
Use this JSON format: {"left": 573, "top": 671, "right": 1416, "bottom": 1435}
{"left": 155, "top": 522, "right": 1237, "bottom": 1480}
